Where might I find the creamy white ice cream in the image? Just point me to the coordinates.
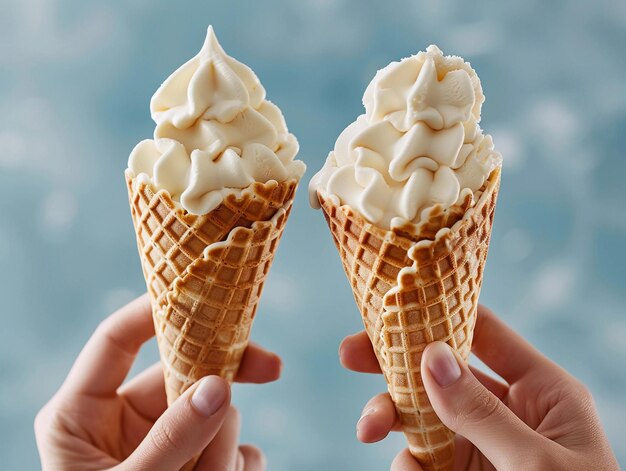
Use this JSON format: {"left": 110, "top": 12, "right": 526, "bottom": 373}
{"left": 128, "top": 26, "right": 305, "bottom": 215}
{"left": 309, "top": 45, "right": 501, "bottom": 230}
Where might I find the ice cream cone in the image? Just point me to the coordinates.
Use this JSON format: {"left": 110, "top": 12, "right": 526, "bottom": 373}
{"left": 126, "top": 173, "right": 297, "bottom": 404}
{"left": 318, "top": 168, "right": 500, "bottom": 471}
{"left": 123, "top": 25, "right": 305, "bottom": 471}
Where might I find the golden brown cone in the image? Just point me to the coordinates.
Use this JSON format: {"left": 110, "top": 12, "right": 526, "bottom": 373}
{"left": 127, "top": 174, "right": 297, "bottom": 470}
{"left": 127, "top": 174, "right": 296, "bottom": 400}
{"left": 318, "top": 168, "right": 500, "bottom": 471}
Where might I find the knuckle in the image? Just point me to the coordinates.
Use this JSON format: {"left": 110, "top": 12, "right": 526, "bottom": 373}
{"left": 34, "top": 406, "right": 49, "bottom": 433}
{"left": 34, "top": 399, "right": 58, "bottom": 428}
{"left": 575, "top": 385, "right": 596, "bottom": 416}
{"left": 95, "top": 317, "right": 114, "bottom": 336}
{"left": 455, "top": 381, "right": 502, "bottom": 430}
{"left": 149, "top": 419, "right": 185, "bottom": 455}
{"left": 95, "top": 317, "right": 136, "bottom": 356}
{"left": 34, "top": 400, "right": 65, "bottom": 441}
{"left": 563, "top": 375, "right": 596, "bottom": 413}
{"left": 94, "top": 318, "right": 119, "bottom": 346}
{"left": 574, "top": 380, "right": 593, "bottom": 401}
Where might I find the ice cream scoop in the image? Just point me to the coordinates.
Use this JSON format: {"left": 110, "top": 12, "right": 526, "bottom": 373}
{"left": 309, "top": 45, "right": 501, "bottom": 232}
{"left": 128, "top": 26, "right": 305, "bottom": 215}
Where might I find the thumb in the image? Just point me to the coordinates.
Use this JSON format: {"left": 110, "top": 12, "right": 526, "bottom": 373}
{"left": 123, "top": 376, "right": 231, "bottom": 471}
{"left": 421, "top": 342, "right": 542, "bottom": 469}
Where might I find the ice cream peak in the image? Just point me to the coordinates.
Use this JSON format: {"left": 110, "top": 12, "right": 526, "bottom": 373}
{"left": 128, "top": 26, "right": 305, "bottom": 215}
{"left": 309, "top": 45, "right": 501, "bottom": 230}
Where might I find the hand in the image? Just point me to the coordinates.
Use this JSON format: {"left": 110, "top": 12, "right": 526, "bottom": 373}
{"left": 339, "top": 305, "right": 620, "bottom": 471}
{"left": 35, "top": 294, "right": 280, "bottom": 471}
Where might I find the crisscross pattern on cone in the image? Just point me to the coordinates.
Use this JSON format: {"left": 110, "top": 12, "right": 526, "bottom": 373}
{"left": 319, "top": 169, "right": 500, "bottom": 471}
{"left": 127, "top": 174, "right": 297, "bottom": 404}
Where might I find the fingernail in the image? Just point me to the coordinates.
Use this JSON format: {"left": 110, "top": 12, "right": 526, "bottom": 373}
{"left": 356, "top": 407, "right": 375, "bottom": 432}
{"left": 191, "top": 376, "right": 229, "bottom": 417}
{"left": 426, "top": 342, "right": 462, "bottom": 387}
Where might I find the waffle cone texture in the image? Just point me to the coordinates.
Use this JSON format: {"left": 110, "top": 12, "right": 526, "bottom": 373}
{"left": 127, "top": 173, "right": 297, "bottom": 405}
{"left": 318, "top": 168, "right": 500, "bottom": 471}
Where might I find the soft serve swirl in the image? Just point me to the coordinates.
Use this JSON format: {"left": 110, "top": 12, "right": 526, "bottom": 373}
{"left": 128, "top": 26, "right": 305, "bottom": 215}
{"left": 309, "top": 45, "right": 501, "bottom": 230}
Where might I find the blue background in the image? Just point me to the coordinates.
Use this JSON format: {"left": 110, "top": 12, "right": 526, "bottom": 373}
{"left": 1, "top": 0, "right": 625, "bottom": 469}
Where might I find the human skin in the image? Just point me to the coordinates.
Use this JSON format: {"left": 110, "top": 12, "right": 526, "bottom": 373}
{"left": 35, "top": 294, "right": 281, "bottom": 471}
{"left": 339, "top": 305, "right": 620, "bottom": 471}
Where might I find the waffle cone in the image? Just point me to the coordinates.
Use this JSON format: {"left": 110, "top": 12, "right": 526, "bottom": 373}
{"left": 126, "top": 173, "right": 297, "bottom": 405}
{"left": 318, "top": 168, "right": 500, "bottom": 471}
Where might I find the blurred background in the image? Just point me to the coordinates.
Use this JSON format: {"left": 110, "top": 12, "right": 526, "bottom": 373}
{"left": 1, "top": 0, "right": 625, "bottom": 469}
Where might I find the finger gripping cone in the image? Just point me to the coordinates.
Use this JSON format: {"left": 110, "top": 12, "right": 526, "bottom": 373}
{"left": 319, "top": 168, "right": 500, "bottom": 471}
{"left": 126, "top": 174, "right": 297, "bottom": 404}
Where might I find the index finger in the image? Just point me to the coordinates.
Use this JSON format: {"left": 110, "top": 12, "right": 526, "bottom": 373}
{"left": 471, "top": 304, "right": 557, "bottom": 384}
{"left": 62, "top": 294, "right": 154, "bottom": 397}
{"left": 339, "top": 331, "right": 382, "bottom": 374}
{"left": 234, "top": 342, "right": 282, "bottom": 383}
{"left": 119, "top": 341, "right": 283, "bottom": 422}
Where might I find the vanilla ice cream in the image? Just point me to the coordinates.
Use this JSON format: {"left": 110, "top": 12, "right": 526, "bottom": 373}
{"left": 127, "top": 26, "right": 305, "bottom": 215}
{"left": 309, "top": 45, "right": 501, "bottom": 231}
